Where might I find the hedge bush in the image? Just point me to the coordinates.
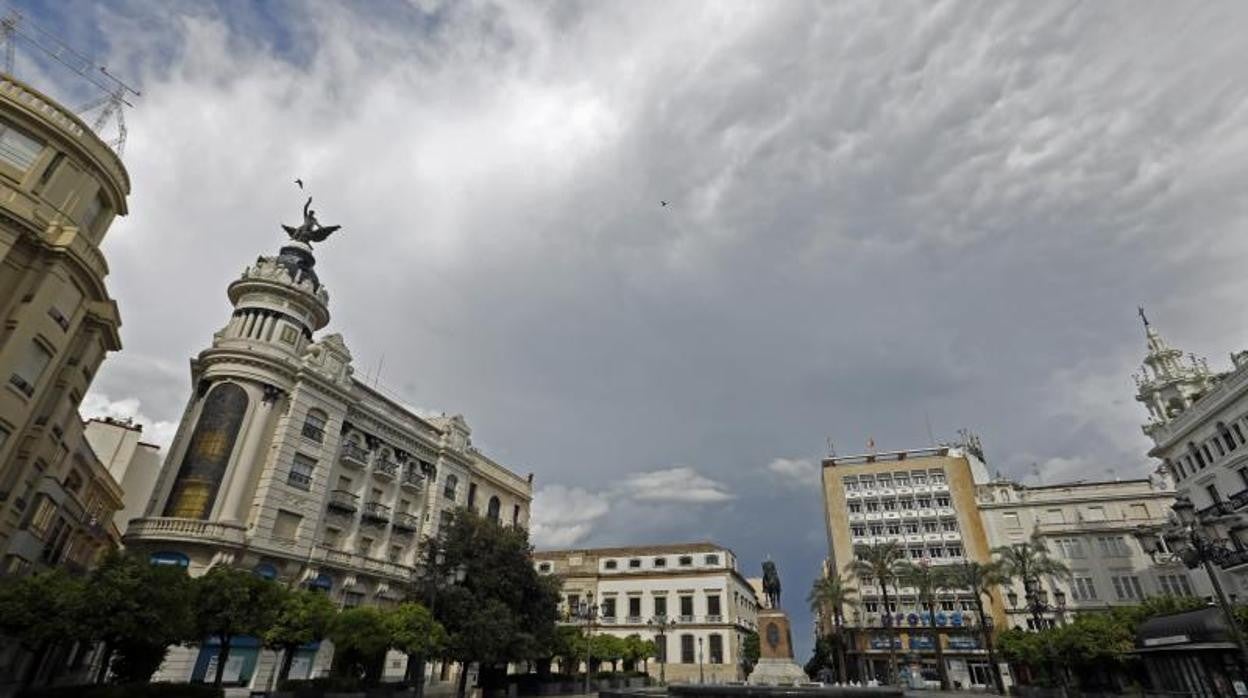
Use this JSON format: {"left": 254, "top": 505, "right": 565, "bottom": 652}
{"left": 17, "top": 684, "right": 222, "bottom": 698}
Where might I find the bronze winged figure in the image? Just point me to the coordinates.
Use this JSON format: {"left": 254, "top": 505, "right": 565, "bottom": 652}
{"left": 282, "top": 196, "right": 343, "bottom": 244}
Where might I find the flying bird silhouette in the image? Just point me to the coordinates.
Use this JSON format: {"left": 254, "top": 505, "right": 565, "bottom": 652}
{"left": 660, "top": 200, "right": 668, "bottom": 207}
{"left": 295, "top": 178, "right": 304, "bottom": 189}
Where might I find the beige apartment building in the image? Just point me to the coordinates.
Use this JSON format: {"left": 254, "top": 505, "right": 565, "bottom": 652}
{"left": 820, "top": 445, "right": 1004, "bottom": 689}
{"left": 0, "top": 73, "right": 130, "bottom": 577}
{"left": 83, "top": 417, "right": 163, "bottom": 533}
{"left": 534, "top": 542, "right": 760, "bottom": 684}
{"left": 976, "top": 475, "right": 1213, "bottom": 630}
{"left": 122, "top": 212, "right": 533, "bottom": 687}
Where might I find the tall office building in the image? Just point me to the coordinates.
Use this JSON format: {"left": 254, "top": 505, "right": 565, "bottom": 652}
{"left": 534, "top": 542, "right": 760, "bottom": 683}
{"left": 124, "top": 208, "right": 533, "bottom": 686}
{"left": 0, "top": 73, "right": 130, "bottom": 576}
{"left": 820, "top": 445, "right": 1003, "bottom": 689}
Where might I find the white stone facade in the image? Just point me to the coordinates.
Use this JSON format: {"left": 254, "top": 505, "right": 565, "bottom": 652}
{"left": 534, "top": 543, "right": 759, "bottom": 683}
{"left": 976, "top": 477, "right": 1214, "bottom": 630}
{"left": 122, "top": 232, "right": 532, "bottom": 687}
{"left": 1132, "top": 313, "right": 1248, "bottom": 593}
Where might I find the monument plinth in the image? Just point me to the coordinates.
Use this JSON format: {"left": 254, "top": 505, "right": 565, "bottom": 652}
{"left": 747, "top": 561, "right": 810, "bottom": 686}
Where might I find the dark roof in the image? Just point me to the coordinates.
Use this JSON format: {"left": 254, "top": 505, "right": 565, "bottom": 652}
{"left": 533, "top": 541, "right": 730, "bottom": 558}
{"left": 1136, "top": 606, "right": 1235, "bottom": 649}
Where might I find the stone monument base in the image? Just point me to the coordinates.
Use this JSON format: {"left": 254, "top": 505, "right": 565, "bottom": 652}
{"left": 747, "top": 657, "right": 811, "bottom": 686}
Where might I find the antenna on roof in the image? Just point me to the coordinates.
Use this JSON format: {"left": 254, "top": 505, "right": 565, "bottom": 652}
{"left": 0, "top": 6, "right": 140, "bottom": 157}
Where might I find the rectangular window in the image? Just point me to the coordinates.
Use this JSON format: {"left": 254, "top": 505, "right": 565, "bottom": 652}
{"left": 343, "top": 591, "right": 365, "bottom": 608}
{"left": 40, "top": 516, "right": 69, "bottom": 563}
{"left": 467, "top": 482, "right": 478, "bottom": 508}
{"left": 337, "top": 475, "right": 352, "bottom": 491}
{"left": 322, "top": 527, "right": 341, "bottom": 549}
{"left": 1129, "top": 503, "right": 1149, "bottom": 520}
{"left": 273, "top": 510, "right": 302, "bottom": 541}
{"left": 358, "top": 537, "right": 374, "bottom": 557}
{"left": 288, "top": 453, "right": 316, "bottom": 490}
{"left": 680, "top": 595, "right": 694, "bottom": 619}
{"left": 709, "top": 634, "right": 724, "bottom": 664}
{"left": 10, "top": 340, "right": 53, "bottom": 397}
{"left": 1071, "top": 577, "right": 1098, "bottom": 601}
{"left": 1044, "top": 509, "right": 1065, "bottom": 524}
{"left": 707, "top": 595, "right": 721, "bottom": 617}
{"left": 628, "top": 597, "right": 642, "bottom": 618}
{"left": 27, "top": 496, "right": 57, "bottom": 538}
{"left": 301, "top": 411, "right": 326, "bottom": 442}
{"left": 0, "top": 120, "right": 43, "bottom": 171}
{"left": 1083, "top": 506, "right": 1106, "bottom": 522}
{"left": 629, "top": 558, "right": 642, "bottom": 568}
{"left": 1112, "top": 575, "right": 1144, "bottom": 601}
{"left": 653, "top": 557, "right": 667, "bottom": 568}
{"left": 83, "top": 191, "right": 110, "bottom": 234}
{"left": 680, "top": 635, "right": 695, "bottom": 664}
{"left": 601, "top": 597, "right": 616, "bottom": 619}
{"left": 1207, "top": 484, "right": 1222, "bottom": 504}
{"left": 389, "top": 545, "right": 403, "bottom": 563}
{"left": 654, "top": 596, "right": 667, "bottom": 618}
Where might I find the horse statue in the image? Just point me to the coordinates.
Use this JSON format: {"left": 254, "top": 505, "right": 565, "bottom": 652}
{"left": 761, "top": 560, "right": 782, "bottom": 609}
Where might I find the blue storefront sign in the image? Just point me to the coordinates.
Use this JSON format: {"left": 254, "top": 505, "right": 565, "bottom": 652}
{"left": 870, "top": 636, "right": 903, "bottom": 649}
{"left": 948, "top": 635, "right": 980, "bottom": 650}
{"left": 908, "top": 635, "right": 935, "bottom": 650}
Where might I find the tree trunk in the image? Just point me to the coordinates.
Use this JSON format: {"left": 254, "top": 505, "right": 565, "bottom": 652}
{"left": 213, "top": 634, "right": 231, "bottom": 687}
{"left": 926, "top": 590, "right": 950, "bottom": 691}
{"left": 277, "top": 645, "right": 296, "bottom": 684}
{"left": 834, "top": 617, "right": 847, "bottom": 685}
{"left": 975, "top": 592, "right": 1004, "bottom": 693}
{"left": 456, "top": 660, "right": 470, "bottom": 698}
{"left": 880, "top": 586, "right": 897, "bottom": 686}
{"left": 94, "top": 641, "right": 113, "bottom": 684}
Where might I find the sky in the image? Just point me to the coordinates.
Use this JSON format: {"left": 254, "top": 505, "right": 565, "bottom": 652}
{"left": 18, "top": 0, "right": 1248, "bottom": 661}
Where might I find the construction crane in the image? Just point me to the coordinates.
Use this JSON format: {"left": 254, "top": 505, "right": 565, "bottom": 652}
{"left": 0, "top": 7, "right": 139, "bottom": 157}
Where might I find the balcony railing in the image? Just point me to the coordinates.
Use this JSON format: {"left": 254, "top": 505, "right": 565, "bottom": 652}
{"left": 340, "top": 444, "right": 369, "bottom": 468}
{"left": 1218, "top": 548, "right": 1248, "bottom": 570}
{"left": 362, "top": 500, "right": 391, "bottom": 524}
{"left": 327, "top": 489, "right": 359, "bottom": 514}
{"left": 400, "top": 468, "right": 423, "bottom": 491}
{"left": 124, "top": 517, "right": 246, "bottom": 546}
{"left": 9, "top": 374, "right": 34, "bottom": 398}
{"left": 393, "top": 511, "right": 420, "bottom": 532}
{"left": 1198, "top": 489, "right": 1248, "bottom": 520}
{"left": 373, "top": 459, "right": 398, "bottom": 479}
{"left": 301, "top": 423, "right": 325, "bottom": 443}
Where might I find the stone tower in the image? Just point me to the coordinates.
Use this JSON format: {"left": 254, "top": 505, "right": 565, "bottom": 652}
{"left": 1133, "top": 308, "right": 1213, "bottom": 440}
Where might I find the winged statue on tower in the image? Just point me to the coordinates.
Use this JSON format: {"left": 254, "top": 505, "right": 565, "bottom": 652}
{"left": 283, "top": 197, "right": 342, "bottom": 244}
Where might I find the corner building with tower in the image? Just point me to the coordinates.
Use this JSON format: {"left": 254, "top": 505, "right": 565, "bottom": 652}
{"left": 125, "top": 217, "right": 533, "bottom": 685}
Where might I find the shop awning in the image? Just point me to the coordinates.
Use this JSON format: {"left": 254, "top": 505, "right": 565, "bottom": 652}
{"left": 1135, "top": 607, "right": 1235, "bottom": 652}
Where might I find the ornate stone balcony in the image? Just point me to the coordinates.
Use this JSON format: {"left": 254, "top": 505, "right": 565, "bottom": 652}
{"left": 340, "top": 444, "right": 369, "bottom": 469}
{"left": 400, "top": 467, "right": 423, "bottom": 491}
{"left": 392, "top": 511, "right": 420, "bottom": 532}
{"left": 373, "top": 459, "right": 398, "bottom": 480}
{"left": 327, "top": 489, "right": 359, "bottom": 514}
{"left": 362, "top": 500, "right": 391, "bottom": 525}
{"left": 124, "top": 517, "right": 246, "bottom": 547}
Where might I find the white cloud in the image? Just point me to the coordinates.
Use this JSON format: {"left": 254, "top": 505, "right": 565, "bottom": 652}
{"left": 80, "top": 392, "right": 179, "bottom": 451}
{"left": 618, "top": 466, "right": 735, "bottom": 503}
{"left": 530, "top": 485, "right": 610, "bottom": 548}
{"left": 766, "top": 457, "right": 820, "bottom": 488}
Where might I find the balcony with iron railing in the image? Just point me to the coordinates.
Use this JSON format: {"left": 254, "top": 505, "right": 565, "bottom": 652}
{"left": 340, "top": 444, "right": 369, "bottom": 469}
{"left": 373, "top": 459, "right": 398, "bottom": 480}
{"left": 392, "top": 511, "right": 420, "bottom": 532}
{"left": 327, "top": 489, "right": 359, "bottom": 514}
{"left": 400, "top": 467, "right": 423, "bottom": 491}
{"left": 362, "top": 500, "right": 391, "bottom": 524}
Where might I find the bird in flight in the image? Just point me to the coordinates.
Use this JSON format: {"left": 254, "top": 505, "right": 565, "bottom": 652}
{"left": 660, "top": 200, "right": 668, "bottom": 207}
{"left": 295, "top": 178, "right": 304, "bottom": 189}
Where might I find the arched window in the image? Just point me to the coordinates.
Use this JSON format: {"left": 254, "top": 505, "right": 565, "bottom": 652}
{"left": 163, "top": 382, "right": 249, "bottom": 519}
{"left": 487, "top": 496, "right": 501, "bottom": 523}
{"left": 443, "top": 474, "right": 458, "bottom": 500}
{"left": 302, "top": 409, "right": 327, "bottom": 443}
{"left": 1218, "top": 422, "right": 1238, "bottom": 453}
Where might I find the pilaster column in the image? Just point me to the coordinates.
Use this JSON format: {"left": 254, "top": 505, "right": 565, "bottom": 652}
{"left": 216, "top": 391, "right": 277, "bottom": 524}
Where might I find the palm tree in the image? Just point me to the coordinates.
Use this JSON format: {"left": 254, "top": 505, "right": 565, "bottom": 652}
{"left": 845, "top": 541, "right": 904, "bottom": 686}
{"left": 949, "top": 560, "right": 1007, "bottom": 693}
{"left": 992, "top": 534, "right": 1070, "bottom": 629}
{"left": 807, "top": 572, "right": 857, "bottom": 684}
{"left": 895, "top": 561, "right": 952, "bottom": 691}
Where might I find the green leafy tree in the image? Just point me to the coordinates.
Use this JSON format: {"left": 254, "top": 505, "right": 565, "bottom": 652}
{"left": 264, "top": 588, "right": 338, "bottom": 684}
{"left": 740, "top": 631, "right": 760, "bottom": 678}
{"left": 895, "top": 561, "right": 952, "bottom": 691}
{"left": 591, "top": 634, "right": 626, "bottom": 672}
{"left": 551, "top": 626, "right": 584, "bottom": 675}
{"left": 417, "top": 508, "right": 560, "bottom": 697}
{"left": 79, "top": 552, "right": 194, "bottom": 684}
{"left": 0, "top": 569, "right": 86, "bottom": 686}
{"left": 807, "top": 572, "right": 857, "bottom": 684}
{"left": 844, "top": 541, "right": 905, "bottom": 685}
{"left": 386, "top": 601, "right": 448, "bottom": 685}
{"left": 621, "top": 634, "right": 655, "bottom": 673}
{"left": 191, "top": 566, "right": 283, "bottom": 686}
{"left": 948, "top": 560, "right": 1007, "bottom": 693}
{"left": 992, "top": 534, "right": 1070, "bottom": 627}
{"left": 329, "top": 606, "right": 393, "bottom": 684}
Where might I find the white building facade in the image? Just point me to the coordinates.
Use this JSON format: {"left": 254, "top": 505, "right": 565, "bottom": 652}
{"left": 1133, "top": 312, "right": 1248, "bottom": 593}
{"left": 83, "top": 417, "right": 163, "bottom": 534}
{"left": 534, "top": 543, "right": 759, "bottom": 684}
{"left": 976, "top": 477, "right": 1214, "bottom": 630}
{"left": 123, "top": 218, "right": 532, "bottom": 687}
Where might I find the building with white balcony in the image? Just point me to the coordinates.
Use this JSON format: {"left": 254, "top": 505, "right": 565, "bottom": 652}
{"left": 534, "top": 542, "right": 759, "bottom": 683}
{"left": 1132, "top": 310, "right": 1248, "bottom": 593}
{"left": 820, "top": 445, "right": 1003, "bottom": 689}
{"left": 122, "top": 207, "right": 533, "bottom": 688}
{"left": 976, "top": 476, "right": 1213, "bottom": 630}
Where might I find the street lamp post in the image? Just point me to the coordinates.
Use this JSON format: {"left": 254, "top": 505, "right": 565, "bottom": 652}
{"left": 647, "top": 616, "right": 677, "bottom": 685}
{"left": 1006, "top": 582, "right": 1066, "bottom": 630}
{"left": 1164, "top": 496, "right": 1248, "bottom": 672}
{"left": 415, "top": 560, "right": 466, "bottom": 698}
{"left": 574, "top": 592, "right": 605, "bottom": 695}
{"left": 698, "top": 636, "right": 705, "bottom": 684}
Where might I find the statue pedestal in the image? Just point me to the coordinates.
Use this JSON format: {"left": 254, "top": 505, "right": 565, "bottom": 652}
{"left": 748, "top": 609, "right": 809, "bottom": 686}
